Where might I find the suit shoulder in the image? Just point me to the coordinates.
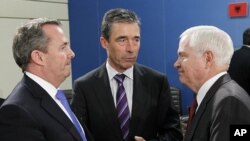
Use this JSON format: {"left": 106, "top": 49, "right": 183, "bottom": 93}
{"left": 2, "top": 81, "right": 34, "bottom": 110}
{"left": 75, "top": 65, "right": 102, "bottom": 81}
{"left": 216, "top": 80, "right": 250, "bottom": 101}
{"left": 136, "top": 63, "right": 166, "bottom": 78}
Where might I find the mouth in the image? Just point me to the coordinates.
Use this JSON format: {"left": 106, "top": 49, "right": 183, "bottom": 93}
{"left": 177, "top": 70, "right": 184, "bottom": 75}
{"left": 124, "top": 57, "right": 136, "bottom": 61}
{"left": 66, "top": 61, "right": 71, "bottom": 66}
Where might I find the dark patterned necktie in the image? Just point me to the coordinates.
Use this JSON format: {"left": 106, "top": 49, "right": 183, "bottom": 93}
{"left": 187, "top": 99, "right": 198, "bottom": 128}
{"left": 56, "top": 90, "right": 88, "bottom": 141}
{"left": 114, "top": 74, "right": 130, "bottom": 141}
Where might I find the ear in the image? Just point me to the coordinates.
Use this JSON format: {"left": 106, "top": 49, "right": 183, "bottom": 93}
{"left": 100, "top": 36, "right": 108, "bottom": 49}
{"left": 30, "top": 50, "right": 45, "bottom": 65}
{"left": 204, "top": 51, "right": 214, "bottom": 67}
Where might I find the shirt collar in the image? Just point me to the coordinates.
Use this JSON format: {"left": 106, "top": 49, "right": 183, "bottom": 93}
{"left": 243, "top": 44, "right": 250, "bottom": 48}
{"left": 106, "top": 61, "right": 133, "bottom": 80}
{"left": 25, "top": 71, "right": 58, "bottom": 97}
{"left": 196, "top": 72, "right": 227, "bottom": 106}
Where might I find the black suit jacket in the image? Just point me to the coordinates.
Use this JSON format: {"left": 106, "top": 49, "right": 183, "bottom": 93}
{"left": 0, "top": 75, "right": 94, "bottom": 141}
{"left": 228, "top": 46, "right": 250, "bottom": 95}
{"left": 184, "top": 74, "right": 250, "bottom": 141}
{"left": 71, "top": 63, "right": 183, "bottom": 141}
{"left": 0, "top": 98, "right": 4, "bottom": 106}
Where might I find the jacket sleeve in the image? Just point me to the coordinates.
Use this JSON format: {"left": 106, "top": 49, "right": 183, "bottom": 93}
{"left": 152, "top": 76, "right": 183, "bottom": 141}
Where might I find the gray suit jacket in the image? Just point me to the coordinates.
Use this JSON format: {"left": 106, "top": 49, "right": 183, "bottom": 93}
{"left": 184, "top": 74, "right": 250, "bottom": 141}
{"left": 71, "top": 63, "right": 183, "bottom": 141}
{"left": 0, "top": 74, "right": 94, "bottom": 141}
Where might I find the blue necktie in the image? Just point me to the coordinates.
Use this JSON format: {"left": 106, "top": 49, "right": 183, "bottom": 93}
{"left": 114, "top": 74, "right": 130, "bottom": 141}
{"left": 56, "top": 90, "right": 87, "bottom": 141}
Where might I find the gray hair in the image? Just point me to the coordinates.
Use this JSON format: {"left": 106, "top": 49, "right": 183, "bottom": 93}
{"left": 101, "top": 8, "right": 141, "bottom": 41}
{"left": 180, "top": 25, "right": 234, "bottom": 65}
{"left": 12, "top": 18, "right": 61, "bottom": 72}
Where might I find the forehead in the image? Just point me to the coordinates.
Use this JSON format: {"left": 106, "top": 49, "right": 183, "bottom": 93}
{"left": 43, "top": 24, "right": 67, "bottom": 42}
{"left": 42, "top": 24, "right": 64, "bottom": 37}
{"left": 110, "top": 22, "right": 140, "bottom": 35}
{"left": 178, "top": 37, "right": 189, "bottom": 53}
{"left": 177, "top": 40, "right": 198, "bottom": 57}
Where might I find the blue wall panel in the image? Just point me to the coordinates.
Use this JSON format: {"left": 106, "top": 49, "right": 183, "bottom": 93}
{"left": 69, "top": 0, "right": 250, "bottom": 115}
{"left": 68, "top": 0, "right": 103, "bottom": 79}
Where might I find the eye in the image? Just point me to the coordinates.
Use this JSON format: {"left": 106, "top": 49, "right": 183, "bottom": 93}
{"left": 117, "top": 38, "right": 127, "bottom": 46}
{"left": 60, "top": 45, "right": 66, "bottom": 50}
{"left": 60, "top": 42, "right": 68, "bottom": 50}
{"left": 117, "top": 38, "right": 126, "bottom": 43}
{"left": 178, "top": 53, "right": 186, "bottom": 60}
{"left": 133, "top": 38, "right": 140, "bottom": 44}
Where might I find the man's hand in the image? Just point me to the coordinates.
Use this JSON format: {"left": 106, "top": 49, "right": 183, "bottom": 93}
{"left": 134, "top": 136, "right": 145, "bottom": 141}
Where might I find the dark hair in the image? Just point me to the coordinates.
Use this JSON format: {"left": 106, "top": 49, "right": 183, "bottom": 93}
{"left": 243, "top": 28, "right": 250, "bottom": 45}
{"left": 101, "top": 8, "right": 141, "bottom": 41}
{"left": 12, "top": 18, "right": 61, "bottom": 72}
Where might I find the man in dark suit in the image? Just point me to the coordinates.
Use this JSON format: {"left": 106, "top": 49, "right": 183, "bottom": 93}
{"left": 174, "top": 25, "right": 250, "bottom": 141}
{"left": 0, "top": 18, "right": 93, "bottom": 141}
{"left": 228, "top": 28, "right": 250, "bottom": 95}
{"left": 0, "top": 98, "right": 4, "bottom": 106}
{"left": 71, "top": 8, "right": 183, "bottom": 141}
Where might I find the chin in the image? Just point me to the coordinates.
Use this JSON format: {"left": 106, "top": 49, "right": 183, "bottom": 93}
{"left": 123, "top": 65, "right": 133, "bottom": 70}
{"left": 179, "top": 77, "right": 185, "bottom": 84}
{"left": 64, "top": 71, "right": 70, "bottom": 77}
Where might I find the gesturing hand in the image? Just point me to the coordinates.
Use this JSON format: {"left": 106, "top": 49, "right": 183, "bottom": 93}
{"left": 134, "top": 136, "right": 145, "bottom": 141}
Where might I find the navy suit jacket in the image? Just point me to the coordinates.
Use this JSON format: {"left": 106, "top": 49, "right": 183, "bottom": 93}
{"left": 184, "top": 74, "right": 250, "bottom": 141}
{"left": 0, "top": 74, "right": 94, "bottom": 141}
{"left": 71, "top": 63, "right": 183, "bottom": 141}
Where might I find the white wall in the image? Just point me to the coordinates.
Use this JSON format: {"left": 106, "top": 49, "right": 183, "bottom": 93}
{"left": 0, "top": 0, "right": 71, "bottom": 98}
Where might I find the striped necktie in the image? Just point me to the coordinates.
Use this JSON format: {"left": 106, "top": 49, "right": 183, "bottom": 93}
{"left": 114, "top": 74, "right": 130, "bottom": 141}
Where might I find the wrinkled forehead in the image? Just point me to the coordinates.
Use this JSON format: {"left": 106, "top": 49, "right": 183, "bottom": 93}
{"left": 179, "top": 34, "right": 189, "bottom": 46}
{"left": 178, "top": 35, "right": 189, "bottom": 52}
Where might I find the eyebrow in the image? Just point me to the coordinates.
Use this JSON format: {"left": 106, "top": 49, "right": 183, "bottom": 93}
{"left": 60, "top": 41, "right": 68, "bottom": 47}
{"left": 115, "top": 35, "right": 140, "bottom": 40}
{"left": 115, "top": 36, "right": 127, "bottom": 40}
{"left": 178, "top": 51, "right": 186, "bottom": 56}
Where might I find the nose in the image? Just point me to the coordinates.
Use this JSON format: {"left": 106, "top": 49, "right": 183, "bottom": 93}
{"left": 68, "top": 48, "right": 75, "bottom": 59}
{"left": 126, "top": 39, "right": 139, "bottom": 52}
{"left": 174, "top": 58, "right": 180, "bottom": 69}
{"left": 125, "top": 43, "right": 133, "bottom": 53}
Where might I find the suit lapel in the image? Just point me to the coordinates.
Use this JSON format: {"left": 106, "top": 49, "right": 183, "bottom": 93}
{"left": 41, "top": 96, "right": 82, "bottom": 141}
{"left": 92, "top": 64, "right": 151, "bottom": 138}
{"left": 129, "top": 64, "right": 150, "bottom": 135}
{"left": 185, "top": 74, "right": 232, "bottom": 141}
{"left": 23, "top": 75, "right": 82, "bottom": 141}
{"left": 93, "top": 64, "right": 123, "bottom": 139}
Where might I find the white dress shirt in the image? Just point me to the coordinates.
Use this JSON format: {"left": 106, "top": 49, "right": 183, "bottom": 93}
{"left": 196, "top": 71, "right": 227, "bottom": 112}
{"left": 25, "top": 72, "right": 80, "bottom": 123}
{"left": 106, "top": 62, "right": 133, "bottom": 116}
